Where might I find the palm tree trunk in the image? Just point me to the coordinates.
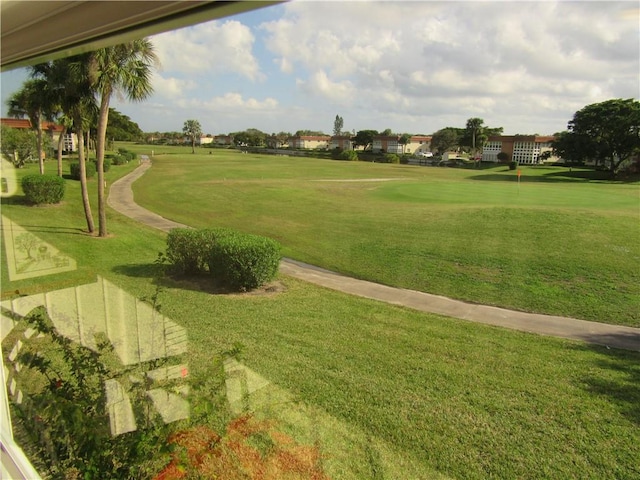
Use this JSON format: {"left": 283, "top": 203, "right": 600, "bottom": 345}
{"left": 96, "top": 94, "right": 110, "bottom": 237}
{"left": 57, "top": 126, "right": 65, "bottom": 177}
{"left": 36, "top": 116, "right": 44, "bottom": 174}
{"left": 76, "top": 123, "right": 94, "bottom": 233}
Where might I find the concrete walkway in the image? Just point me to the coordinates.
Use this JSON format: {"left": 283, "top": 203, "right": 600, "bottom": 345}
{"left": 109, "top": 160, "right": 640, "bottom": 352}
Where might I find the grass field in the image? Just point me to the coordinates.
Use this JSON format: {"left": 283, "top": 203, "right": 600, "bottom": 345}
{"left": 128, "top": 145, "right": 640, "bottom": 327}
{"left": 1, "top": 154, "right": 639, "bottom": 478}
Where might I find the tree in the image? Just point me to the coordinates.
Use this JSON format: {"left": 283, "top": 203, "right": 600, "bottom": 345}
{"left": 399, "top": 133, "right": 412, "bottom": 154}
{"left": 294, "top": 129, "right": 326, "bottom": 137}
{"left": 558, "top": 98, "right": 640, "bottom": 175}
{"left": 6, "top": 79, "right": 55, "bottom": 174}
{"left": 496, "top": 151, "right": 510, "bottom": 163}
{"left": 352, "top": 130, "right": 378, "bottom": 151}
{"left": 183, "top": 119, "right": 203, "bottom": 153}
{"left": 92, "top": 39, "right": 157, "bottom": 237}
{"left": 0, "top": 125, "right": 40, "bottom": 167}
{"left": 551, "top": 130, "right": 593, "bottom": 166}
{"left": 44, "top": 55, "right": 98, "bottom": 233}
{"left": 430, "top": 128, "right": 460, "bottom": 154}
{"left": 231, "top": 128, "right": 267, "bottom": 147}
{"left": 465, "top": 117, "right": 485, "bottom": 154}
{"left": 106, "top": 108, "right": 144, "bottom": 141}
{"left": 333, "top": 115, "right": 344, "bottom": 136}
{"left": 55, "top": 115, "right": 73, "bottom": 177}
{"left": 381, "top": 128, "right": 393, "bottom": 136}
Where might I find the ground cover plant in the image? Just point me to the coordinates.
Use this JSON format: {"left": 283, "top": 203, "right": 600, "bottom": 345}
{"left": 1, "top": 154, "right": 638, "bottom": 478}
{"left": 128, "top": 145, "right": 640, "bottom": 327}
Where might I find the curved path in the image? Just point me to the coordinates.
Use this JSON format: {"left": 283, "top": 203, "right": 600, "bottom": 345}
{"left": 109, "top": 160, "right": 640, "bottom": 352}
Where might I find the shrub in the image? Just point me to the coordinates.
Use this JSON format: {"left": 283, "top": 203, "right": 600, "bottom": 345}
{"left": 166, "top": 227, "right": 234, "bottom": 275}
{"left": 111, "top": 154, "right": 128, "bottom": 165}
{"left": 93, "top": 157, "right": 111, "bottom": 172}
{"left": 384, "top": 153, "right": 400, "bottom": 164}
{"left": 118, "top": 148, "right": 137, "bottom": 162}
{"left": 208, "top": 233, "right": 281, "bottom": 291}
{"left": 331, "top": 147, "right": 344, "bottom": 160}
{"left": 69, "top": 161, "right": 96, "bottom": 180}
{"left": 339, "top": 150, "right": 358, "bottom": 161}
{"left": 21, "top": 174, "right": 65, "bottom": 204}
{"left": 497, "top": 151, "right": 510, "bottom": 163}
{"left": 509, "top": 161, "right": 518, "bottom": 170}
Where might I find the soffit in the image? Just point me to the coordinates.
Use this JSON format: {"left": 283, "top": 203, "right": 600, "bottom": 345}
{"left": 1, "top": 1, "right": 279, "bottom": 71}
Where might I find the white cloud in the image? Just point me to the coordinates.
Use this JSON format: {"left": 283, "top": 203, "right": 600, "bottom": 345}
{"left": 296, "top": 70, "right": 356, "bottom": 104}
{"left": 201, "top": 93, "right": 278, "bottom": 111}
{"left": 152, "top": 20, "right": 264, "bottom": 81}
{"left": 49, "top": 1, "right": 638, "bottom": 137}
{"left": 257, "top": 1, "right": 638, "bottom": 134}
{"left": 151, "top": 73, "right": 197, "bottom": 99}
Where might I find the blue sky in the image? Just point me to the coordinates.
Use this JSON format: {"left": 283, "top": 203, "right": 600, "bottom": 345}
{"left": 1, "top": 1, "right": 638, "bottom": 137}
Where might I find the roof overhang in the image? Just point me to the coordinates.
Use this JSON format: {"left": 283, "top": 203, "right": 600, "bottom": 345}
{"left": 1, "top": 1, "right": 281, "bottom": 72}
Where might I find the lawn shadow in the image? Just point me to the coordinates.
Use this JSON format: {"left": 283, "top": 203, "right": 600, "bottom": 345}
{"left": 112, "top": 263, "right": 286, "bottom": 296}
{"left": 467, "top": 169, "right": 638, "bottom": 184}
{"left": 570, "top": 342, "right": 640, "bottom": 426}
{"left": 1, "top": 195, "right": 30, "bottom": 205}
{"left": 13, "top": 224, "right": 88, "bottom": 236}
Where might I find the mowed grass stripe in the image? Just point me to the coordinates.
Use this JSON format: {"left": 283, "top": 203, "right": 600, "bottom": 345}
{"left": 132, "top": 148, "right": 640, "bottom": 326}
{"left": 1, "top": 157, "right": 638, "bottom": 478}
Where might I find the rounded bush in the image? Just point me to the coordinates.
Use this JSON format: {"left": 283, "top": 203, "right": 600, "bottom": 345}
{"left": 111, "top": 154, "right": 127, "bottom": 165}
{"left": 118, "top": 148, "right": 137, "bottom": 162}
{"left": 94, "top": 157, "right": 111, "bottom": 172}
{"left": 339, "top": 150, "right": 359, "bottom": 161}
{"left": 208, "top": 233, "right": 281, "bottom": 291}
{"left": 166, "top": 227, "right": 234, "bottom": 275}
{"left": 21, "top": 174, "right": 65, "bottom": 204}
{"left": 69, "top": 161, "right": 96, "bottom": 180}
{"left": 384, "top": 153, "right": 400, "bottom": 164}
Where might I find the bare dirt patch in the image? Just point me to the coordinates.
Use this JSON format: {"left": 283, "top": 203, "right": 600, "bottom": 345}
{"left": 162, "top": 274, "right": 287, "bottom": 296}
{"left": 313, "top": 177, "right": 407, "bottom": 182}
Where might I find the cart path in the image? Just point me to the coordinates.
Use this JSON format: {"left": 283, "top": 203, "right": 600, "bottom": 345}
{"left": 108, "top": 159, "right": 640, "bottom": 352}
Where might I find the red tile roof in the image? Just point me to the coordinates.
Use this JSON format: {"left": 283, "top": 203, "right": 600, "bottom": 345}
{"left": 1, "top": 117, "right": 64, "bottom": 132}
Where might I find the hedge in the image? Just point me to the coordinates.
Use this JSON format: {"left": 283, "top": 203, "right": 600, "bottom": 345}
{"left": 69, "top": 161, "right": 96, "bottom": 180}
{"left": 208, "top": 233, "right": 281, "bottom": 291}
{"left": 21, "top": 174, "right": 65, "bottom": 204}
{"left": 166, "top": 227, "right": 281, "bottom": 291}
{"left": 166, "top": 227, "right": 234, "bottom": 275}
{"left": 93, "top": 157, "right": 111, "bottom": 172}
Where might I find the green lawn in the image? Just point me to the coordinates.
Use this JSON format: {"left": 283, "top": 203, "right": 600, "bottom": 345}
{"left": 1, "top": 156, "right": 638, "bottom": 479}
{"left": 129, "top": 145, "right": 640, "bottom": 326}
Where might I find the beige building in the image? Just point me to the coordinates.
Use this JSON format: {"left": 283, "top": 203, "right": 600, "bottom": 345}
{"left": 330, "top": 135, "right": 353, "bottom": 150}
{"left": 290, "top": 135, "right": 331, "bottom": 150}
{"left": 372, "top": 135, "right": 432, "bottom": 155}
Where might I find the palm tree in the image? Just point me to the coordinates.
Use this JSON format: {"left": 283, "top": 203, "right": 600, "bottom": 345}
{"left": 44, "top": 56, "right": 98, "bottom": 233}
{"left": 465, "top": 117, "right": 485, "bottom": 154}
{"left": 6, "top": 79, "right": 53, "bottom": 174}
{"left": 55, "top": 114, "right": 73, "bottom": 177}
{"left": 183, "top": 119, "right": 202, "bottom": 154}
{"left": 91, "top": 39, "right": 158, "bottom": 237}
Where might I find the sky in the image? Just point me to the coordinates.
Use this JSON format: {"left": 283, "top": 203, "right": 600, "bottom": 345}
{"left": 1, "top": 1, "right": 638, "bottom": 137}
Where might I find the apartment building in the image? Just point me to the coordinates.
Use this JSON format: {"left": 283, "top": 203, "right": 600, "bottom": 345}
{"left": 290, "top": 135, "right": 331, "bottom": 150}
{"left": 372, "top": 135, "right": 432, "bottom": 154}
{"left": 482, "top": 135, "right": 556, "bottom": 164}
{"left": 329, "top": 135, "right": 353, "bottom": 150}
{"left": 1, "top": 118, "right": 77, "bottom": 154}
